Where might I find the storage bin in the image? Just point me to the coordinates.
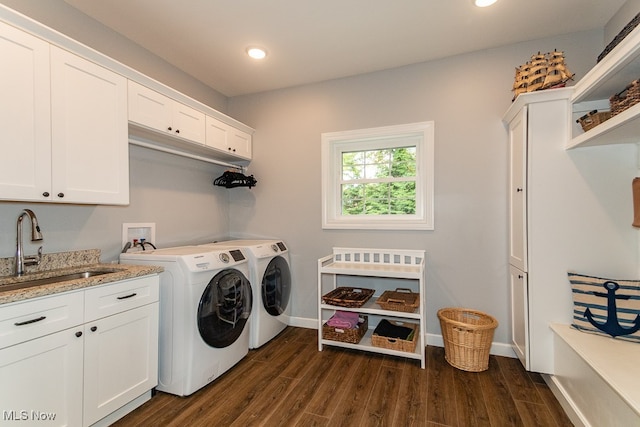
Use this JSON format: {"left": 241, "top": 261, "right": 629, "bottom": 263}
{"left": 437, "top": 307, "right": 498, "bottom": 372}
{"left": 322, "top": 315, "right": 368, "bottom": 344}
{"left": 371, "top": 320, "right": 419, "bottom": 353}
{"left": 376, "top": 288, "right": 419, "bottom": 313}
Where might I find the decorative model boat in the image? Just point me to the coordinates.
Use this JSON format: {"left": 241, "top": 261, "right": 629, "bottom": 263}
{"left": 512, "top": 50, "right": 574, "bottom": 100}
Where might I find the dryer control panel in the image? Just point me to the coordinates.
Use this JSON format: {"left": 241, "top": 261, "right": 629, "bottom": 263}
{"left": 181, "top": 249, "right": 247, "bottom": 271}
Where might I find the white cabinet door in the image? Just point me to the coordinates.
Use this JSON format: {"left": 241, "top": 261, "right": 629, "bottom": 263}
{"left": 172, "top": 102, "right": 205, "bottom": 144}
{"left": 509, "top": 265, "right": 529, "bottom": 370}
{"left": 227, "top": 127, "right": 252, "bottom": 160}
{"left": 508, "top": 106, "right": 527, "bottom": 272}
{"left": 127, "top": 80, "right": 172, "bottom": 133}
{"left": 0, "top": 21, "right": 52, "bottom": 202}
{"left": 50, "top": 46, "right": 129, "bottom": 205}
{"left": 0, "top": 327, "right": 84, "bottom": 427}
{"left": 83, "top": 303, "right": 158, "bottom": 426}
{"left": 205, "top": 116, "right": 252, "bottom": 160}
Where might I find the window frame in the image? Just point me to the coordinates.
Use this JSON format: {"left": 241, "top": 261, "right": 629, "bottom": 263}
{"left": 321, "top": 121, "right": 434, "bottom": 230}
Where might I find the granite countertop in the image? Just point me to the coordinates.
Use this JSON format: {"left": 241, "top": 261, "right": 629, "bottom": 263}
{"left": 0, "top": 249, "right": 163, "bottom": 305}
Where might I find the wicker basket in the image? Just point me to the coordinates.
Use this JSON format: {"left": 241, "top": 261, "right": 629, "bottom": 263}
{"left": 376, "top": 288, "right": 419, "bottom": 313}
{"left": 576, "top": 110, "right": 611, "bottom": 132}
{"left": 322, "top": 315, "right": 368, "bottom": 344}
{"left": 437, "top": 308, "right": 498, "bottom": 372}
{"left": 371, "top": 320, "right": 419, "bottom": 353}
{"left": 322, "top": 287, "right": 375, "bottom": 308}
{"left": 610, "top": 79, "right": 640, "bottom": 117}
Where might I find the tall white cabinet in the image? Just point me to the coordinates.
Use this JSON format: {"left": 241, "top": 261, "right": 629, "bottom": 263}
{"left": 503, "top": 88, "right": 637, "bottom": 374}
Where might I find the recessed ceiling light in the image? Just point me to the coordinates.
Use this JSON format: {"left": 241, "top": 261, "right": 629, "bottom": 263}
{"left": 475, "top": 0, "right": 497, "bottom": 6}
{"left": 247, "top": 47, "right": 267, "bottom": 60}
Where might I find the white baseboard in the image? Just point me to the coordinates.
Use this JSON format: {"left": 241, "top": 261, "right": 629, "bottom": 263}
{"left": 288, "top": 316, "right": 517, "bottom": 358}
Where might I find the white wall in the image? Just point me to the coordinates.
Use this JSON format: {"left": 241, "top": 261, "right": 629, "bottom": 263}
{"left": 228, "top": 30, "right": 606, "bottom": 343}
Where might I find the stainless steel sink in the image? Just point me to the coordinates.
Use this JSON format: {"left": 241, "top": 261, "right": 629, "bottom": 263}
{"left": 0, "top": 269, "right": 118, "bottom": 292}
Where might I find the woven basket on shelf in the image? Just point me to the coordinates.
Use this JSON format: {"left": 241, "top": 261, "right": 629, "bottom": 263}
{"left": 321, "top": 287, "right": 374, "bottom": 308}
{"left": 610, "top": 79, "right": 640, "bottom": 117}
{"left": 437, "top": 308, "right": 498, "bottom": 372}
{"left": 322, "top": 315, "right": 368, "bottom": 344}
{"left": 376, "top": 288, "right": 419, "bottom": 313}
{"left": 371, "top": 320, "right": 419, "bottom": 353}
{"left": 576, "top": 110, "right": 611, "bottom": 132}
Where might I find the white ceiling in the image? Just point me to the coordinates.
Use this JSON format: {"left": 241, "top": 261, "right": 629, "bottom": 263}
{"left": 63, "top": 0, "right": 626, "bottom": 97}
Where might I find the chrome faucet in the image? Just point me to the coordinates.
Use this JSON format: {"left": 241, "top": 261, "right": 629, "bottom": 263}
{"left": 15, "top": 209, "right": 43, "bottom": 276}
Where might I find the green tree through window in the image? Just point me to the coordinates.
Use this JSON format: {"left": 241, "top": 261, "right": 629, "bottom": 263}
{"left": 341, "top": 147, "right": 416, "bottom": 215}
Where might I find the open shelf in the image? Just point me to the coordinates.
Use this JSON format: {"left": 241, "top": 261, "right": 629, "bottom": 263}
{"left": 318, "top": 248, "right": 426, "bottom": 368}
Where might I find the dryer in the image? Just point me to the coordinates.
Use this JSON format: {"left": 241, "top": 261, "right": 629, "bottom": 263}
{"left": 201, "top": 239, "right": 291, "bottom": 349}
{"left": 120, "top": 245, "right": 251, "bottom": 396}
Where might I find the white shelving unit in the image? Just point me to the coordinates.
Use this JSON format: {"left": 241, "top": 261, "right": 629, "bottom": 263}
{"left": 317, "top": 248, "right": 426, "bottom": 368}
{"left": 568, "top": 20, "right": 640, "bottom": 149}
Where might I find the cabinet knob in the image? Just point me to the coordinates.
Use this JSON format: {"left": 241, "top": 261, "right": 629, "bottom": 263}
{"left": 516, "top": 188, "right": 523, "bottom": 192}
{"left": 75, "top": 331, "right": 83, "bottom": 338}
{"left": 90, "top": 326, "right": 97, "bottom": 332}
{"left": 57, "top": 192, "right": 64, "bottom": 198}
{"left": 518, "top": 274, "right": 523, "bottom": 279}
{"left": 42, "top": 192, "right": 50, "bottom": 197}
{"left": 167, "top": 126, "right": 172, "bottom": 131}
{"left": 175, "top": 129, "right": 180, "bottom": 134}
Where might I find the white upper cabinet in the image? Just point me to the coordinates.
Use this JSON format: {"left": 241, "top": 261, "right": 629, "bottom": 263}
{"left": 205, "top": 116, "right": 252, "bottom": 160}
{"left": 0, "top": 21, "right": 129, "bottom": 205}
{"left": 0, "top": 21, "right": 52, "bottom": 201}
{"left": 128, "top": 80, "right": 206, "bottom": 145}
{"left": 51, "top": 46, "right": 129, "bottom": 205}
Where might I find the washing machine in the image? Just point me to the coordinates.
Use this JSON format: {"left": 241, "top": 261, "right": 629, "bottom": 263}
{"left": 120, "top": 245, "right": 252, "bottom": 396}
{"left": 200, "top": 239, "right": 291, "bottom": 349}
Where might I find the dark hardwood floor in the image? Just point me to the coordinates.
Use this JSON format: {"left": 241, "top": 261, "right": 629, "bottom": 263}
{"left": 113, "top": 327, "right": 573, "bottom": 427}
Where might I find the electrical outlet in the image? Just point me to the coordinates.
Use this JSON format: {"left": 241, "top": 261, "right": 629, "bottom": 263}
{"left": 122, "top": 223, "right": 156, "bottom": 250}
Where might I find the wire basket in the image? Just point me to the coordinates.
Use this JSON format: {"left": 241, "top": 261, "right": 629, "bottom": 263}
{"left": 437, "top": 308, "right": 498, "bottom": 372}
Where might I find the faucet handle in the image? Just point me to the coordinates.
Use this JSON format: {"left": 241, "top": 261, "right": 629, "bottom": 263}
{"left": 24, "top": 246, "right": 43, "bottom": 267}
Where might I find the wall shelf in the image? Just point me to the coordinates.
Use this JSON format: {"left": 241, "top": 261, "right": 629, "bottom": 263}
{"left": 569, "top": 21, "right": 640, "bottom": 148}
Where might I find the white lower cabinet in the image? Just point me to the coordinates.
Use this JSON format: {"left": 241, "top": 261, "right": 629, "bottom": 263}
{"left": 0, "top": 327, "right": 84, "bottom": 426}
{"left": 0, "top": 275, "right": 159, "bottom": 426}
{"left": 83, "top": 303, "right": 158, "bottom": 426}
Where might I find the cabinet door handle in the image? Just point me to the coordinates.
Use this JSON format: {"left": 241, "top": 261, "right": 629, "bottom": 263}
{"left": 117, "top": 292, "right": 137, "bottom": 300}
{"left": 167, "top": 126, "right": 172, "bottom": 131}
{"left": 518, "top": 274, "right": 524, "bottom": 279}
{"left": 57, "top": 192, "right": 65, "bottom": 198}
{"left": 175, "top": 129, "right": 180, "bottom": 134}
{"left": 75, "top": 331, "right": 83, "bottom": 338}
{"left": 90, "top": 326, "right": 97, "bottom": 332}
{"left": 42, "top": 192, "right": 50, "bottom": 197}
{"left": 14, "top": 315, "right": 46, "bottom": 326}
{"left": 516, "top": 188, "right": 523, "bottom": 192}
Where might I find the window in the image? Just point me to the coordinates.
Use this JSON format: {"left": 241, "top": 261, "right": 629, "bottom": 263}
{"left": 321, "top": 122, "right": 434, "bottom": 230}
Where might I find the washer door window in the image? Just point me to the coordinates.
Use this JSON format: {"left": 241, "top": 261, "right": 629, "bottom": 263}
{"left": 198, "top": 268, "right": 252, "bottom": 348}
{"left": 262, "top": 256, "right": 291, "bottom": 316}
